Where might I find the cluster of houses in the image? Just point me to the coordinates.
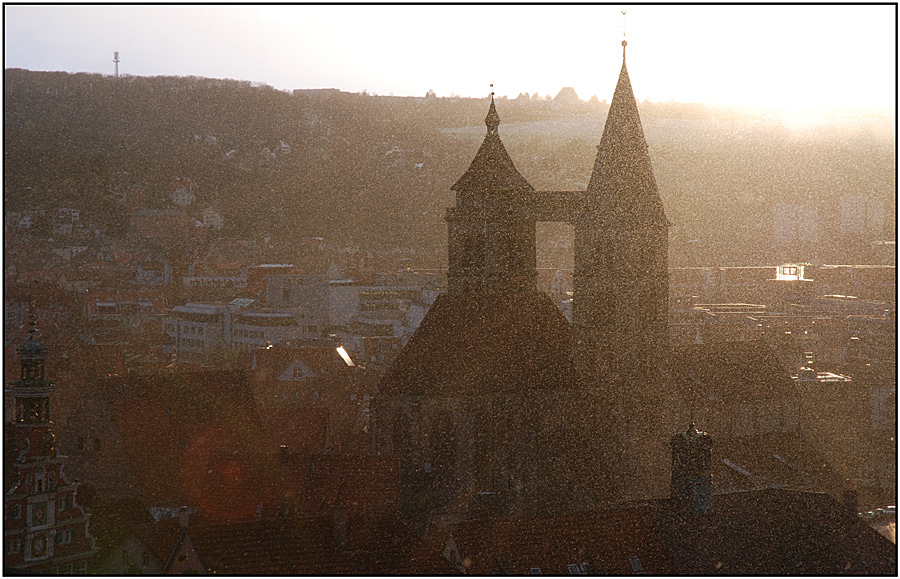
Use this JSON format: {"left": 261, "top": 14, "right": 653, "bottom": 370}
{"left": 4, "top": 55, "right": 896, "bottom": 573}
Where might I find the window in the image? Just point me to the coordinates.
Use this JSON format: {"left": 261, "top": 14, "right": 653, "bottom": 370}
{"left": 10, "top": 505, "right": 21, "bottom": 520}
{"left": 568, "top": 563, "right": 590, "bottom": 575}
{"left": 58, "top": 496, "right": 71, "bottom": 512}
{"left": 57, "top": 529, "right": 75, "bottom": 544}
{"left": 5, "top": 539, "right": 22, "bottom": 554}
{"left": 55, "top": 530, "right": 75, "bottom": 545}
{"left": 629, "top": 556, "right": 645, "bottom": 575}
{"left": 530, "top": 568, "right": 543, "bottom": 575}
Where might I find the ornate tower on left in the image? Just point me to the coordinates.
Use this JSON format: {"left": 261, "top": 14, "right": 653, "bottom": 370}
{"left": 4, "top": 315, "right": 97, "bottom": 574}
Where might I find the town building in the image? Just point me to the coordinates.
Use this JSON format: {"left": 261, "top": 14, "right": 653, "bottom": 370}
{"left": 4, "top": 316, "right": 98, "bottom": 574}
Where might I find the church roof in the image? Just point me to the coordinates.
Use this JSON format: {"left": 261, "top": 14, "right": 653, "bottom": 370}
{"left": 451, "top": 97, "right": 534, "bottom": 194}
{"left": 586, "top": 44, "right": 668, "bottom": 228}
{"left": 379, "top": 291, "right": 573, "bottom": 397}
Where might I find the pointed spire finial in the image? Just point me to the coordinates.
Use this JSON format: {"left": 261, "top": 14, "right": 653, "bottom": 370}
{"left": 485, "top": 84, "right": 500, "bottom": 136}
{"left": 621, "top": 10, "right": 628, "bottom": 61}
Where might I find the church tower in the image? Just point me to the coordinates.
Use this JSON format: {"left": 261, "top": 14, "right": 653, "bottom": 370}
{"left": 573, "top": 42, "right": 673, "bottom": 498}
{"left": 4, "top": 315, "right": 97, "bottom": 573}
{"left": 446, "top": 94, "right": 537, "bottom": 294}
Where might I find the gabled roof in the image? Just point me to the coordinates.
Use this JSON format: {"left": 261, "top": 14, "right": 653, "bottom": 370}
{"left": 252, "top": 345, "right": 351, "bottom": 378}
{"left": 451, "top": 97, "right": 533, "bottom": 194}
{"left": 132, "top": 518, "right": 184, "bottom": 565}
{"left": 670, "top": 340, "right": 795, "bottom": 404}
{"left": 586, "top": 46, "right": 667, "bottom": 228}
{"left": 379, "top": 291, "right": 573, "bottom": 397}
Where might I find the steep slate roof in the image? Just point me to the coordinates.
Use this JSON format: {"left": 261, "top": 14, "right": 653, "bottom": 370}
{"left": 586, "top": 45, "right": 668, "bottom": 228}
{"left": 379, "top": 291, "right": 574, "bottom": 397}
{"left": 711, "top": 431, "right": 849, "bottom": 499}
{"left": 659, "top": 488, "right": 897, "bottom": 575}
{"left": 451, "top": 97, "right": 534, "bottom": 194}
{"left": 670, "top": 340, "right": 795, "bottom": 404}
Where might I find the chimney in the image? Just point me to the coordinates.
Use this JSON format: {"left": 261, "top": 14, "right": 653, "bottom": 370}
{"left": 670, "top": 422, "right": 713, "bottom": 515}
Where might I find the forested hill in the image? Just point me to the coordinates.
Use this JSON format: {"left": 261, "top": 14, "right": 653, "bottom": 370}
{"left": 4, "top": 69, "right": 895, "bottom": 263}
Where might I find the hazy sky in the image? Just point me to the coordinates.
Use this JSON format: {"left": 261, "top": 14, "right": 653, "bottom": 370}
{"left": 4, "top": 4, "right": 896, "bottom": 116}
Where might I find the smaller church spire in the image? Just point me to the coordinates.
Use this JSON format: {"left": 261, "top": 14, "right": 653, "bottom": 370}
{"left": 485, "top": 85, "right": 500, "bottom": 136}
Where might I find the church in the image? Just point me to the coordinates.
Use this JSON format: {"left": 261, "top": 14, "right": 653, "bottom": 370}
{"left": 373, "top": 42, "right": 683, "bottom": 525}
{"left": 373, "top": 41, "right": 838, "bottom": 531}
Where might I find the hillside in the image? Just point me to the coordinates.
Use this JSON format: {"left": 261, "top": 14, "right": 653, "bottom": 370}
{"left": 4, "top": 69, "right": 895, "bottom": 265}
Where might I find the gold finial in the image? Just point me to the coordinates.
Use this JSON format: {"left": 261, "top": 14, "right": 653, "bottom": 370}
{"left": 621, "top": 10, "right": 628, "bottom": 57}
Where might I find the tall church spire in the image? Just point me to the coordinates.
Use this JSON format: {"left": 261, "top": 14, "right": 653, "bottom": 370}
{"left": 573, "top": 43, "right": 672, "bottom": 498}
{"left": 585, "top": 41, "right": 667, "bottom": 228}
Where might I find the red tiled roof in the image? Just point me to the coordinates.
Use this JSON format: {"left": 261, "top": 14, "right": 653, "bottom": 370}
{"left": 279, "top": 453, "right": 401, "bottom": 515}
{"left": 184, "top": 516, "right": 349, "bottom": 575}
{"left": 71, "top": 371, "right": 268, "bottom": 511}
{"left": 260, "top": 407, "right": 329, "bottom": 453}
{"left": 448, "top": 505, "right": 678, "bottom": 575}
{"left": 181, "top": 514, "right": 456, "bottom": 575}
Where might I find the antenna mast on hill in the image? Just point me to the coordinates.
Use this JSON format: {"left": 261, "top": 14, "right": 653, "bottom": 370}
{"left": 113, "top": 52, "right": 120, "bottom": 78}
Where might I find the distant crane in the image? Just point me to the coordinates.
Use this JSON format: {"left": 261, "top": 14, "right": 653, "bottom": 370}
{"left": 113, "top": 52, "right": 120, "bottom": 78}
